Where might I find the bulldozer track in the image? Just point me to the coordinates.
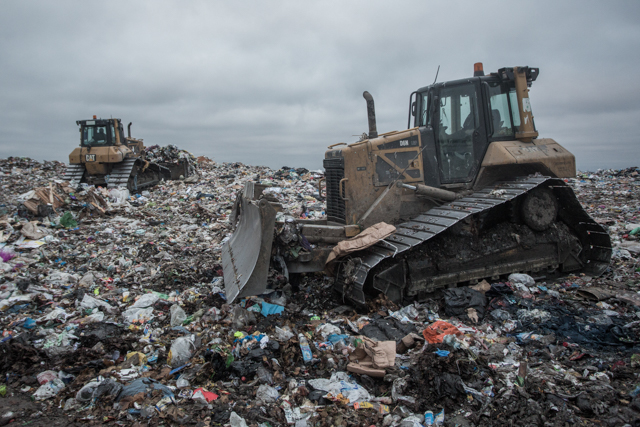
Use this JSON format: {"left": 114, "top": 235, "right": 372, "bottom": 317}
{"left": 337, "top": 176, "right": 612, "bottom": 305}
{"left": 107, "top": 158, "right": 137, "bottom": 188}
{"left": 63, "top": 164, "right": 85, "bottom": 183}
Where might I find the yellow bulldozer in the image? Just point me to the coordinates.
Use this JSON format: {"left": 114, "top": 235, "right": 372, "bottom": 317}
{"left": 222, "top": 64, "right": 612, "bottom": 305}
{"left": 65, "top": 117, "right": 184, "bottom": 192}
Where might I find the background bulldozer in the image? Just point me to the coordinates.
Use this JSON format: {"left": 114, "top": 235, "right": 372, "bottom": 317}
{"left": 65, "top": 117, "right": 192, "bottom": 192}
{"left": 222, "top": 64, "right": 612, "bottom": 306}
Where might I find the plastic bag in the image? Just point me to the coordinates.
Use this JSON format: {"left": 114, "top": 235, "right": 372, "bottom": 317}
{"left": 508, "top": 273, "right": 535, "bottom": 287}
{"left": 315, "top": 323, "right": 341, "bottom": 340}
{"left": 489, "top": 309, "right": 511, "bottom": 321}
{"left": 256, "top": 366, "right": 274, "bottom": 384}
{"left": 308, "top": 371, "right": 371, "bottom": 403}
{"left": 170, "top": 304, "right": 187, "bottom": 327}
{"left": 256, "top": 384, "right": 280, "bottom": 403}
{"left": 33, "top": 378, "right": 65, "bottom": 400}
{"left": 122, "top": 306, "right": 154, "bottom": 323}
{"left": 131, "top": 293, "right": 159, "bottom": 308}
{"left": 79, "top": 271, "right": 96, "bottom": 287}
{"left": 80, "top": 294, "right": 114, "bottom": 313}
{"left": 232, "top": 306, "right": 257, "bottom": 329}
{"left": 76, "top": 378, "right": 122, "bottom": 403}
{"left": 192, "top": 387, "right": 218, "bottom": 403}
{"left": 58, "top": 371, "right": 76, "bottom": 384}
{"left": 389, "top": 305, "right": 420, "bottom": 323}
{"left": 36, "top": 370, "right": 58, "bottom": 385}
{"left": 261, "top": 302, "right": 285, "bottom": 316}
{"left": 115, "top": 378, "right": 173, "bottom": 402}
{"left": 76, "top": 380, "right": 101, "bottom": 402}
{"left": 230, "top": 412, "right": 249, "bottom": 427}
{"left": 168, "top": 334, "right": 196, "bottom": 367}
{"left": 422, "top": 321, "right": 462, "bottom": 344}
{"left": 108, "top": 188, "right": 130, "bottom": 206}
{"left": 45, "top": 271, "right": 79, "bottom": 286}
{"left": 275, "top": 325, "right": 295, "bottom": 341}
{"left": 391, "top": 377, "right": 416, "bottom": 404}
{"left": 207, "top": 307, "right": 220, "bottom": 321}
{"left": 400, "top": 415, "right": 425, "bottom": 427}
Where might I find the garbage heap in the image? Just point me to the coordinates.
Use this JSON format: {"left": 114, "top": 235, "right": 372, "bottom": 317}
{"left": 0, "top": 159, "right": 638, "bottom": 426}
{"left": 143, "top": 145, "right": 199, "bottom": 180}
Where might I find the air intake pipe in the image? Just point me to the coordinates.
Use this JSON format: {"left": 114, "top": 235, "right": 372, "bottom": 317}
{"left": 363, "top": 91, "right": 378, "bottom": 139}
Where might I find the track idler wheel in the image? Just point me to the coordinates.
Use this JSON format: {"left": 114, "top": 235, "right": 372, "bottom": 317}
{"left": 521, "top": 187, "right": 558, "bottom": 231}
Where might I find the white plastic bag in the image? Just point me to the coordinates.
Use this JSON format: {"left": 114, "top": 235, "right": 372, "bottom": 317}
{"left": 122, "top": 306, "right": 154, "bottom": 323}
{"left": 108, "top": 188, "right": 130, "bottom": 206}
{"left": 315, "top": 323, "right": 341, "bottom": 340}
{"left": 170, "top": 304, "right": 187, "bottom": 327}
{"left": 256, "top": 384, "right": 280, "bottom": 403}
{"left": 307, "top": 371, "right": 371, "bottom": 403}
{"left": 168, "top": 334, "right": 196, "bottom": 367}
{"left": 131, "top": 293, "right": 159, "bottom": 308}
{"left": 229, "top": 412, "right": 248, "bottom": 427}
{"left": 508, "top": 273, "right": 535, "bottom": 287}
{"left": 80, "top": 294, "right": 115, "bottom": 313}
{"left": 33, "top": 378, "right": 65, "bottom": 400}
{"left": 275, "top": 326, "right": 295, "bottom": 341}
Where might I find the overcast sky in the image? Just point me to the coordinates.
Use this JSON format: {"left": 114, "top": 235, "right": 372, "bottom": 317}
{"left": 1, "top": 1, "right": 638, "bottom": 172}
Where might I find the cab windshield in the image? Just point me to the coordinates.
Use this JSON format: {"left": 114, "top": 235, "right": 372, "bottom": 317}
{"left": 81, "top": 124, "right": 115, "bottom": 146}
{"left": 486, "top": 82, "right": 523, "bottom": 138}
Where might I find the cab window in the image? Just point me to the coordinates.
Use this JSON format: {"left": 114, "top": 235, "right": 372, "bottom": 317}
{"left": 487, "top": 82, "right": 515, "bottom": 138}
{"left": 509, "top": 89, "right": 521, "bottom": 127}
{"left": 420, "top": 93, "right": 431, "bottom": 126}
{"left": 82, "top": 125, "right": 109, "bottom": 146}
{"left": 436, "top": 83, "right": 478, "bottom": 182}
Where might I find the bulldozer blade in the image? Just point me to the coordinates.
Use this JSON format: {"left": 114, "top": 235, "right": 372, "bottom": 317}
{"left": 222, "top": 196, "right": 276, "bottom": 303}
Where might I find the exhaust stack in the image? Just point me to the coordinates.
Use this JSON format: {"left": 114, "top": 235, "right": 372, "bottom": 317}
{"left": 128, "top": 122, "right": 132, "bottom": 138}
{"left": 363, "top": 91, "right": 378, "bottom": 139}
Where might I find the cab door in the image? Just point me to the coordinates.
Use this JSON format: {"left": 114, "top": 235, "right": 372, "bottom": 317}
{"left": 434, "top": 82, "right": 486, "bottom": 184}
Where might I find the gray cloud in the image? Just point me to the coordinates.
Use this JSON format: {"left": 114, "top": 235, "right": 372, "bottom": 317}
{"left": 1, "top": 1, "right": 639, "bottom": 171}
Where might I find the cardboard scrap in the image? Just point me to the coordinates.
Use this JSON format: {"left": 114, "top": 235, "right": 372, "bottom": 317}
{"left": 347, "top": 336, "right": 396, "bottom": 378}
{"left": 21, "top": 182, "right": 110, "bottom": 216}
{"left": 577, "top": 287, "right": 614, "bottom": 301}
{"left": 471, "top": 280, "right": 491, "bottom": 294}
{"left": 325, "top": 222, "right": 395, "bottom": 273}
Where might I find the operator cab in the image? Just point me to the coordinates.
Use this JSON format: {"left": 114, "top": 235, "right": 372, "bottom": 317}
{"left": 76, "top": 117, "right": 127, "bottom": 147}
{"left": 410, "top": 65, "right": 539, "bottom": 187}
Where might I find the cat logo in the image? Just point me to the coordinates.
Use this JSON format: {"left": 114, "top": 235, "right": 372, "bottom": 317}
{"left": 85, "top": 154, "right": 96, "bottom": 162}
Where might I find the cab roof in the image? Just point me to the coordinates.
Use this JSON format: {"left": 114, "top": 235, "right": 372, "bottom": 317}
{"left": 76, "top": 118, "right": 121, "bottom": 126}
{"left": 416, "top": 66, "right": 539, "bottom": 93}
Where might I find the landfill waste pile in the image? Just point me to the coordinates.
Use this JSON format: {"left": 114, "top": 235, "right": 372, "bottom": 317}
{"left": 0, "top": 157, "right": 638, "bottom": 426}
{"left": 143, "top": 145, "right": 199, "bottom": 181}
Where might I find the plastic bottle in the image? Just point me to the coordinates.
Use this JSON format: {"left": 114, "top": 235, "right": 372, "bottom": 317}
{"left": 299, "top": 334, "right": 313, "bottom": 363}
